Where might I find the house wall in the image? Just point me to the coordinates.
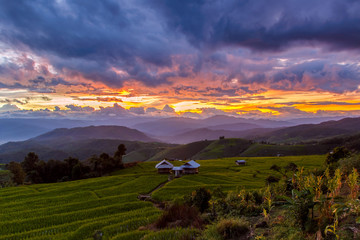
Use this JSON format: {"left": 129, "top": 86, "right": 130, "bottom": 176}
{"left": 183, "top": 168, "right": 198, "bottom": 174}
{"left": 157, "top": 168, "right": 171, "bottom": 174}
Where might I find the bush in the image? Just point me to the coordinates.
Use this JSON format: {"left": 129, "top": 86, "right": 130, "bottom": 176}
{"left": 7, "top": 161, "right": 25, "bottom": 185}
{"left": 185, "top": 187, "right": 212, "bottom": 213}
{"left": 339, "top": 154, "right": 360, "bottom": 174}
{"left": 216, "top": 218, "right": 250, "bottom": 240}
{"left": 326, "top": 146, "right": 350, "bottom": 165}
{"left": 153, "top": 203, "right": 204, "bottom": 229}
{"left": 266, "top": 175, "right": 280, "bottom": 184}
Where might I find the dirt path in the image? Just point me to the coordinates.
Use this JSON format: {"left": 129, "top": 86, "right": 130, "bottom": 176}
{"left": 137, "top": 177, "right": 172, "bottom": 209}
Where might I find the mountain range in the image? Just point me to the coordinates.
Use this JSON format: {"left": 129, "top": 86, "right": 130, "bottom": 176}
{"left": 1, "top": 116, "right": 360, "bottom": 163}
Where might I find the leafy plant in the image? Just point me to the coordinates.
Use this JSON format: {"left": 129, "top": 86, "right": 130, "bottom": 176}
{"left": 346, "top": 168, "right": 359, "bottom": 200}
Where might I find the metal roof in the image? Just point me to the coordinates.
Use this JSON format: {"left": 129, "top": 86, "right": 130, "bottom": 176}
{"left": 155, "top": 160, "right": 174, "bottom": 169}
{"left": 182, "top": 160, "right": 200, "bottom": 168}
{"left": 172, "top": 166, "right": 183, "bottom": 171}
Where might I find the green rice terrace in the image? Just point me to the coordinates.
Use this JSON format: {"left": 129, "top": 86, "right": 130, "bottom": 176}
{"left": 0, "top": 155, "right": 325, "bottom": 240}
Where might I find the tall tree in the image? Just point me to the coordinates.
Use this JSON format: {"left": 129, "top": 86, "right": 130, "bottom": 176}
{"left": 7, "top": 162, "right": 25, "bottom": 185}
{"left": 99, "top": 153, "right": 115, "bottom": 174}
{"left": 22, "top": 152, "right": 39, "bottom": 173}
{"left": 114, "top": 144, "right": 126, "bottom": 168}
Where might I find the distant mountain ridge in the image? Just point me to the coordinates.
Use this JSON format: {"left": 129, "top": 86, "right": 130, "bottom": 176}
{"left": 132, "top": 115, "right": 293, "bottom": 137}
{"left": 32, "top": 125, "right": 157, "bottom": 142}
{"left": 0, "top": 125, "right": 164, "bottom": 163}
{"left": 260, "top": 117, "right": 360, "bottom": 143}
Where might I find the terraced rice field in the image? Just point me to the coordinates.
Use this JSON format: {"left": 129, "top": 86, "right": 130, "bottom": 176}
{"left": 0, "top": 155, "right": 325, "bottom": 239}
{"left": 0, "top": 174, "right": 168, "bottom": 240}
{"left": 151, "top": 155, "right": 325, "bottom": 201}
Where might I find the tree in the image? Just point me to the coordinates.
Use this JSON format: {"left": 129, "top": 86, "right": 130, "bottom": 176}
{"left": 7, "top": 162, "right": 25, "bottom": 185}
{"left": 326, "top": 146, "right": 350, "bottom": 165}
{"left": 71, "top": 163, "right": 83, "bottom": 180}
{"left": 99, "top": 153, "right": 116, "bottom": 174}
{"left": 64, "top": 157, "right": 80, "bottom": 176}
{"left": 190, "top": 187, "right": 212, "bottom": 213}
{"left": 114, "top": 144, "right": 126, "bottom": 168}
{"left": 89, "top": 155, "right": 102, "bottom": 176}
{"left": 22, "top": 152, "right": 39, "bottom": 173}
{"left": 0, "top": 171, "right": 13, "bottom": 187}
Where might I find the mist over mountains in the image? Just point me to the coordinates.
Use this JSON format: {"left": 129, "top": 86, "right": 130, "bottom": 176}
{"left": 0, "top": 115, "right": 355, "bottom": 145}
{"left": 1, "top": 116, "right": 360, "bottom": 163}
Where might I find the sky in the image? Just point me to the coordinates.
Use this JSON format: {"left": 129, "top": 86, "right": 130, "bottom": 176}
{"left": 0, "top": 0, "right": 360, "bottom": 120}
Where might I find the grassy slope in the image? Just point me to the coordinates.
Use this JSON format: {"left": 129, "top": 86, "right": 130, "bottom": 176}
{"left": 0, "top": 140, "right": 175, "bottom": 163}
{"left": 148, "top": 140, "right": 213, "bottom": 161}
{"left": 239, "top": 143, "right": 332, "bottom": 157}
{"left": 193, "top": 138, "right": 253, "bottom": 159}
{"left": 151, "top": 155, "right": 325, "bottom": 201}
{"left": 148, "top": 138, "right": 331, "bottom": 162}
{"left": 0, "top": 155, "right": 325, "bottom": 239}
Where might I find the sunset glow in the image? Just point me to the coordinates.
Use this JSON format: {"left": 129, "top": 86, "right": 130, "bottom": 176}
{"left": 0, "top": 0, "right": 360, "bottom": 120}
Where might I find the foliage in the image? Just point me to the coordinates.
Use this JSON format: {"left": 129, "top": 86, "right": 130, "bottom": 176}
{"left": 186, "top": 187, "right": 212, "bottom": 213}
{"left": 6, "top": 161, "right": 25, "bottom": 185}
{"left": 113, "top": 143, "right": 126, "bottom": 168}
{"left": 325, "top": 146, "right": 350, "bottom": 165}
{"left": 215, "top": 218, "right": 250, "bottom": 240}
{"left": 282, "top": 189, "right": 315, "bottom": 230}
{"left": 266, "top": 175, "right": 280, "bottom": 184}
{"left": 2, "top": 155, "right": 351, "bottom": 240}
{"left": 346, "top": 168, "right": 359, "bottom": 200}
{"left": 0, "top": 170, "right": 13, "bottom": 187}
{"left": 153, "top": 203, "right": 204, "bottom": 229}
{"left": 339, "top": 154, "right": 360, "bottom": 174}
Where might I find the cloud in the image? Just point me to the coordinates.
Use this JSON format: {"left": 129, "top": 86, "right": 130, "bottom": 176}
{"left": 153, "top": 0, "right": 360, "bottom": 51}
{"left": 0, "top": 103, "right": 20, "bottom": 112}
{"left": 162, "top": 104, "right": 175, "bottom": 113}
{"left": 0, "top": 0, "right": 191, "bottom": 87}
{"left": 270, "top": 60, "right": 360, "bottom": 93}
{"left": 65, "top": 105, "right": 95, "bottom": 112}
{"left": 200, "top": 107, "right": 227, "bottom": 116}
{"left": 146, "top": 107, "right": 160, "bottom": 113}
{"left": 96, "top": 103, "right": 129, "bottom": 117}
{"left": 129, "top": 107, "right": 145, "bottom": 115}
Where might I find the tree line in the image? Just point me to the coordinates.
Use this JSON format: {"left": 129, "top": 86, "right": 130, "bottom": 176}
{"left": 3, "top": 144, "right": 127, "bottom": 185}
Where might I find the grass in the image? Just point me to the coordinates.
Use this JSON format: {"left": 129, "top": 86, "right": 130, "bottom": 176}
{"left": 0, "top": 155, "right": 325, "bottom": 239}
{"left": 152, "top": 155, "right": 325, "bottom": 201}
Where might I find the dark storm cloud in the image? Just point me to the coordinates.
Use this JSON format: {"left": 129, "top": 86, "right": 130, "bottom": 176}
{"left": 0, "top": 0, "right": 185, "bottom": 87}
{"left": 1, "top": 0, "right": 359, "bottom": 90}
{"left": 153, "top": 0, "right": 360, "bottom": 51}
{"left": 270, "top": 60, "right": 360, "bottom": 93}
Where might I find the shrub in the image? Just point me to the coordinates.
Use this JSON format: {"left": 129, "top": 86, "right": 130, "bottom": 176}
{"left": 266, "top": 175, "right": 280, "bottom": 184}
{"left": 285, "top": 162, "right": 298, "bottom": 172}
{"left": 153, "top": 203, "right": 204, "bottom": 229}
{"left": 186, "top": 187, "right": 212, "bottom": 213}
{"left": 6, "top": 161, "right": 25, "bottom": 185}
{"left": 216, "top": 218, "right": 250, "bottom": 240}
{"left": 326, "top": 146, "right": 350, "bottom": 165}
{"left": 339, "top": 154, "right": 360, "bottom": 174}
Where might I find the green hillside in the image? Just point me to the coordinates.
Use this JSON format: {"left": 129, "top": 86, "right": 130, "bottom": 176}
{"left": 0, "top": 155, "right": 325, "bottom": 239}
{"left": 0, "top": 140, "right": 174, "bottom": 163}
{"left": 192, "top": 138, "right": 253, "bottom": 159}
{"left": 148, "top": 138, "right": 332, "bottom": 162}
{"left": 239, "top": 143, "right": 333, "bottom": 157}
{"left": 147, "top": 140, "right": 213, "bottom": 161}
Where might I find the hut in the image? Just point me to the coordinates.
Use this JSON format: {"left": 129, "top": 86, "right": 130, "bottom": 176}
{"left": 181, "top": 160, "right": 200, "bottom": 174}
{"left": 172, "top": 166, "right": 183, "bottom": 178}
{"left": 235, "top": 160, "right": 246, "bottom": 165}
{"left": 155, "top": 160, "right": 174, "bottom": 174}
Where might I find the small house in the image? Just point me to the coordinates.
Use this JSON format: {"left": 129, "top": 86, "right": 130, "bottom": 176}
{"left": 181, "top": 160, "right": 200, "bottom": 174}
{"left": 155, "top": 160, "right": 174, "bottom": 174}
{"left": 235, "top": 160, "right": 246, "bottom": 165}
{"left": 172, "top": 166, "right": 183, "bottom": 178}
